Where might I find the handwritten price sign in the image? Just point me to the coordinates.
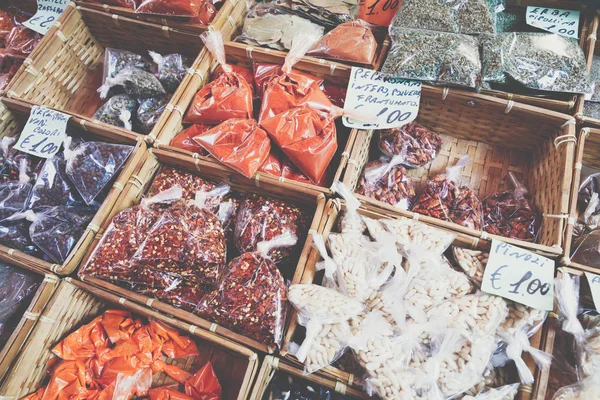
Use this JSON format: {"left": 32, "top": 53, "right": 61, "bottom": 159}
{"left": 481, "top": 239, "right": 554, "bottom": 311}
{"left": 526, "top": 7, "right": 579, "bottom": 39}
{"left": 15, "top": 106, "right": 70, "bottom": 158}
{"left": 343, "top": 67, "right": 421, "bottom": 130}
{"left": 357, "top": 0, "right": 401, "bottom": 27}
{"left": 23, "top": 0, "right": 69, "bottom": 35}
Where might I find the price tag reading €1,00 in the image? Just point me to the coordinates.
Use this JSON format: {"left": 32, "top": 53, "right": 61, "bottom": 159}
{"left": 14, "top": 106, "right": 71, "bottom": 159}
{"left": 343, "top": 67, "right": 421, "bottom": 130}
{"left": 481, "top": 239, "right": 554, "bottom": 311}
{"left": 23, "top": 0, "right": 69, "bottom": 35}
{"left": 526, "top": 6, "right": 580, "bottom": 39}
{"left": 586, "top": 272, "right": 600, "bottom": 312}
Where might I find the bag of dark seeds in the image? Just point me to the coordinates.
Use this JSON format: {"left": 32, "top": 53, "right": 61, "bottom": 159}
{"left": 63, "top": 136, "right": 134, "bottom": 206}
{"left": 98, "top": 67, "right": 166, "bottom": 100}
{"left": 0, "top": 158, "right": 33, "bottom": 220}
{"left": 0, "top": 211, "right": 39, "bottom": 255}
{"left": 25, "top": 206, "right": 96, "bottom": 263}
{"left": 28, "top": 153, "right": 85, "bottom": 210}
{"left": 103, "top": 48, "right": 154, "bottom": 83}
{"left": 136, "top": 95, "right": 170, "bottom": 134}
{"left": 93, "top": 94, "right": 138, "bottom": 130}
{"left": 0, "top": 136, "right": 42, "bottom": 184}
{"left": 149, "top": 51, "right": 190, "bottom": 93}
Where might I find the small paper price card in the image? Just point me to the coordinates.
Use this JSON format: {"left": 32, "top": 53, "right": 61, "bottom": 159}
{"left": 526, "top": 6, "right": 580, "bottom": 39}
{"left": 586, "top": 272, "right": 600, "bottom": 312}
{"left": 481, "top": 239, "right": 554, "bottom": 311}
{"left": 23, "top": 0, "right": 69, "bottom": 35}
{"left": 15, "top": 106, "right": 71, "bottom": 158}
{"left": 357, "top": 0, "right": 401, "bottom": 27}
{"left": 343, "top": 67, "right": 421, "bottom": 130}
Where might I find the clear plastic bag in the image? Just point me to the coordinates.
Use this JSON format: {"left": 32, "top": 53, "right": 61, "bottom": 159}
{"left": 26, "top": 206, "right": 96, "bottom": 263}
{"left": 461, "top": 383, "right": 519, "bottom": 400}
{"left": 28, "top": 154, "right": 86, "bottom": 210}
{"left": 0, "top": 214, "right": 39, "bottom": 255}
{"left": 307, "top": 21, "right": 377, "bottom": 65}
{"left": 331, "top": 181, "right": 366, "bottom": 237}
{"left": 93, "top": 94, "right": 138, "bottom": 130}
{"left": 198, "top": 234, "right": 293, "bottom": 348}
{"left": 482, "top": 172, "right": 539, "bottom": 241}
{"left": 136, "top": 95, "right": 170, "bottom": 134}
{"left": 571, "top": 229, "right": 600, "bottom": 269}
{"left": 184, "top": 30, "right": 253, "bottom": 125}
{"left": 98, "top": 67, "right": 166, "bottom": 100}
{"left": 578, "top": 172, "right": 600, "bottom": 230}
{"left": 382, "top": 28, "right": 481, "bottom": 88}
{"left": 234, "top": 195, "right": 308, "bottom": 264}
{"left": 103, "top": 48, "right": 154, "bottom": 85}
{"left": 95, "top": 0, "right": 138, "bottom": 9}
{"left": 258, "top": 148, "right": 312, "bottom": 185}
{"left": 412, "top": 155, "right": 484, "bottom": 230}
{"left": 0, "top": 137, "right": 42, "bottom": 184}
{"left": 135, "top": 0, "right": 201, "bottom": 17}
{"left": 482, "top": 33, "right": 591, "bottom": 94}
{"left": 149, "top": 51, "right": 190, "bottom": 94}
{"left": 0, "top": 157, "right": 34, "bottom": 221}
{"left": 64, "top": 137, "right": 134, "bottom": 206}
{"left": 261, "top": 106, "right": 337, "bottom": 184}
{"left": 192, "top": 119, "right": 271, "bottom": 179}
{"left": 357, "top": 154, "right": 416, "bottom": 210}
{"left": 378, "top": 121, "right": 443, "bottom": 168}
{"left": 170, "top": 125, "right": 210, "bottom": 155}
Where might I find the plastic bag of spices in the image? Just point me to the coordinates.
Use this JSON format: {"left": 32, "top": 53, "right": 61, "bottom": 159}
{"left": 482, "top": 172, "right": 538, "bottom": 241}
{"left": 0, "top": 214, "right": 39, "bottom": 255}
{"left": 378, "top": 121, "right": 443, "bottom": 168}
{"left": 197, "top": 233, "right": 294, "bottom": 348}
{"left": 136, "top": 95, "right": 170, "bottom": 134}
{"left": 170, "top": 125, "right": 211, "bottom": 155}
{"left": 188, "top": 1, "right": 217, "bottom": 25}
{"left": 93, "top": 94, "right": 138, "bottom": 131}
{"left": 131, "top": 186, "right": 228, "bottom": 287}
{"left": 135, "top": 0, "right": 201, "bottom": 17}
{"left": 147, "top": 166, "right": 219, "bottom": 200}
{"left": 103, "top": 48, "right": 154, "bottom": 85}
{"left": 0, "top": 158, "right": 35, "bottom": 221}
{"left": 23, "top": 206, "right": 96, "bottom": 263}
{"left": 96, "top": 0, "right": 138, "bottom": 8}
{"left": 4, "top": 24, "right": 42, "bottom": 57}
{"left": 98, "top": 67, "right": 166, "bottom": 100}
{"left": 192, "top": 118, "right": 271, "bottom": 179}
{"left": 258, "top": 33, "right": 333, "bottom": 122}
{"left": 63, "top": 136, "right": 134, "bottom": 206}
{"left": 0, "top": 138, "right": 42, "bottom": 185}
{"left": 258, "top": 149, "right": 313, "bottom": 185}
{"left": 28, "top": 154, "right": 86, "bottom": 210}
{"left": 184, "top": 30, "right": 253, "bottom": 125}
{"left": 213, "top": 64, "right": 254, "bottom": 96}
{"left": 149, "top": 51, "right": 190, "bottom": 94}
{"left": 307, "top": 21, "right": 378, "bottom": 65}
{"left": 412, "top": 155, "right": 484, "bottom": 230}
{"left": 261, "top": 106, "right": 337, "bottom": 184}
{"left": 234, "top": 194, "right": 309, "bottom": 264}
{"left": 571, "top": 229, "right": 600, "bottom": 269}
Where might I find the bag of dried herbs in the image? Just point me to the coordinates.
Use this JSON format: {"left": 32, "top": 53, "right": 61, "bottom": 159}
{"left": 149, "top": 51, "right": 190, "bottom": 93}
{"left": 93, "top": 94, "right": 138, "bottom": 131}
{"left": 382, "top": 28, "right": 481, "bottom": 88}
{"left": 98, "top": 67, "right": 166, "bottom": 100}
{"left": 136, "top": 95, "right": 170, "bottom": 134}
{"left": 482, "top": 32, "right": 591, "bottom": 94}
{"left": 103, "top": 48, "right": 154, "bottom": 84}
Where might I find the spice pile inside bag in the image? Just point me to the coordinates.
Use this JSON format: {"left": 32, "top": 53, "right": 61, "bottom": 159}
{"left": 285, "top": 183, "right": 549, "bottom": 399}
{"left": 0, "top": 134, "right": 134, "bottom": 264}
{"left": 80, "top": 165, "right": 311, "bottom": 349}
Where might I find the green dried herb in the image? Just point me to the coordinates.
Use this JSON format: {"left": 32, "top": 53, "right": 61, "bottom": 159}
{"left": 584, "top": 101, "right": 600, "bottom": 120}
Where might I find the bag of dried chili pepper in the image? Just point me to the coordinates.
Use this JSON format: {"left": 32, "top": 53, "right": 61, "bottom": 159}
{"left": 258, "top": 34, "right": 333, "bottom": 122}
{"left": 307, "top": 21, "right": 378, "bottom": 65}
{"left": 234, "top": 194, "right": 309, "bottom": 264}
{"left": 261, "top": 106, "right": 337, "bottom": 184}
{"left": 136, "top": 0, "right": 202, "bottom": 17}
{"left": 197, "top": 232, "right": 295, "bottom": 348}
{"left": 184, "top": 30, "right": 253, "bottom": 124}
{"left": 482, "top": 172, "right": 539, "bottom": 241}
{"left": 63, "top": 136, "right": 134, "bottom": 206}
{"left": 259, "top": 148, "right": 312, "bottom": 185}
{"left": 411, "top": 155, "right": 484, "bottom": 230}
{"left": 170, "top": 125, "right": 211, "bottom": 155}
{"left": 189, "top": 1, "right": 217, "bottom": 25}
{"left": 0, "top": 137, "right": 42, "bottom": 185}
{"left": 378, "top": 121, "right": 443, "bottom": 168}
{"left": 192, "top": 118, "right": 271, "bottom": 179}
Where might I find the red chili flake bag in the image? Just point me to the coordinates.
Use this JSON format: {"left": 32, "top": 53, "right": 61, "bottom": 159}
{"left": 184, "top": 30, "right": 252, "bottom": 124}
{"left": 0, "top": 8, "right": 16, "bottom": 44}
{"left": 307, "top": 21, "right": 378, "bottom": 65}
{"left": 259, "top": 148, "right": 313, "bottom": 185}
{"left": 135, "top": 0, "right": 201, "bottom": 17}
{"left": 253, "top": 64, "right": 284, "bottom": 98}
{"left": 192, "top": 118, "right": 271, "bottom": 179}
{"left": 171, "top": 125, "right": 211, "bottom": 155}
{"left": 5, "top": 24, "right": 41, "bottom": 57}
{"left": 258, "top": 35, "right": 333, "bottom": 122}
{"left": 234, "top": 195, "right": 309, "bottom": 263}
{"left": 261, "top": 106, "right": 337, "bottom": 184}
{"left": 378, "top": 121, "right": 443, "bottom": 168}
{"left": 357, "top": 154, "right": 416, "bottom": 210}
{"left": 197, "top": 233, "right": 295, "bottom": 348}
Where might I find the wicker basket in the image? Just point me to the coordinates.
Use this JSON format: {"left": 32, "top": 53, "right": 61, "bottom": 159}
{"left": 0, "top": 278, "right": 258, "bottom": 400}
{"left": 562, "top": 127, "right": 600, "bottom": 272}
{"left": 4, "top": 4, "right": 207, "bottom": 143}
{"left": 250, "top": 356, "right": 369, "bottom": 399}
{"left": 340, "top": 86, "right": 577, "bottom": 258}
{"left": 0, "top": 97, "right": 147, "bottom": 275}
{"left": 283, "top": 198, "right": 549, "bottom": 399}
{"left": 575, "top": 11, "right": 600, "bottom": 127}
{"left": 0, "top": 264, "right": 59, "bottom": 385}
{"left": 154, "top": 41, "right": 361, "bottom": 196}
{"left": 74, "top": 0, "right": 246, "bottom": 35}
{"left": 78, "top": 147, "right": 327, "bottom": 354}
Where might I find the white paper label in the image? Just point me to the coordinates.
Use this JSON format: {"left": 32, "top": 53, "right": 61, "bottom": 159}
{"left": 342, "top": 67, "right": 421, "bottom": 130}
{"left": 23, "top": 0, "right": 69, "bottom": 35}
{"left": 481, "top": 239, "right": 554, "bottom": 311}
{"left": 586, "top": 272, "right": 600, "bottom": 312}
{"left": 15, "top": 106, "right": 70, "bottom": 158}
{"left": 526, "top": 6, "right": 580, "bottom": 39}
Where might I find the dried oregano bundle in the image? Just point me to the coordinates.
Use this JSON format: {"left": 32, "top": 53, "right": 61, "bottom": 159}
{"left": 382, "top": 28, "right": 481, "bottom": 88}
{"left": 482, "top": 32, "right": 591, "bottom": 93}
